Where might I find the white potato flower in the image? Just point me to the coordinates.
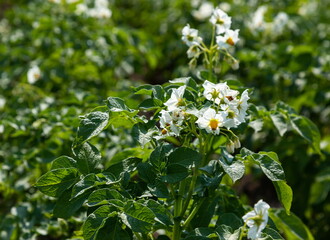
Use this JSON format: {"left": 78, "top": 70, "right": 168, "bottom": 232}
{"left": 216, "top": 29, "right": 240, "bottom": 49}
{"left": 187, "top": 44, "right": 201, "bottom": 59}
{"left": 202, "top": 80, "right": 228, "bottom": 105}
{"left": 27, "top": 65, "right": 41, "bottom": 84}
{"left": 196, "top": 108, "right": 227, "bottom": 135}
{"left": 209, "top": 7, "right": 232, "bottom": 34}
{"left": 242, "top": 200, "right": 270, "bottom": 240}
{"left": 182, "top": 24, "right": 203, "bottom": 47}
{"left": 164, "top": 86, "right": 186, "bottom": 111}
{"left": 159, "top": 110, "right": 181, "bottom": 136}
{"left": 236, "top": 89, "right": 250, "bottom": 123}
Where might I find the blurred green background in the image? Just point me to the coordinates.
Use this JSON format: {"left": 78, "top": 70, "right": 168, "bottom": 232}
{"left": 0, "top": 0, "right": 329, "bottom": 239}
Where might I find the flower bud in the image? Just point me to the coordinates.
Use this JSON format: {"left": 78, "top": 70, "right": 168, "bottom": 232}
{"left": 226, "top": 140, "right": 235, "bottom": 153}
{"left": 234, "top": 138, "right": 241, "bottom": 148}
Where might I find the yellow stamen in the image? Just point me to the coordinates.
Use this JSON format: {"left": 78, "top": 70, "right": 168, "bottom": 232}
{"left": 226, "top": 37, "right": 235, "bottom": 46}
{"left": 209, "top": 119, "right": 219, "bottom": 130}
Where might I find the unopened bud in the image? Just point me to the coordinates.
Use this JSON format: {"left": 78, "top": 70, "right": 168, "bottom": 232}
{"left": 231, "top": 59, "right": 239, "bottom": 70}
{"left": 226, "top": 140, "right": 235, "bottom": 153}
{"left": 234, "top": 138, "right": 241, "bottom": 148}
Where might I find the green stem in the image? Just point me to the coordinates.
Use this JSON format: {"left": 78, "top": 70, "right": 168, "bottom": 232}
{"left": 238, "top": 222, "right": 247, "bottom": 240}
{"left": 182, "top": 198, "right": 206, "bottom": 228}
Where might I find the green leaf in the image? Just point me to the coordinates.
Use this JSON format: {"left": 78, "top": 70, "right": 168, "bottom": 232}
{"left": 138, "top": 98, "right": 163, "bottom": 110}
{"left": 35, "top": 168, "right": 79, "bottom": 197}
{"left": 72, "top": 172, "right": 118, "bottom": 199}
{"left": 217, "top": 213, "right": 243, "bottom": 230}
{"left": 53, "top": 188, "right": 91, "bottom": 219}
{"left": 185, "top": 227, "right": 217, "bottom": 239}
{"left": 149, "top": 144, "right": 174, "bottom": 170}
{"left": 87, "top": 189, "right": 125, "bottom": 207}
{"left": 261, "top": 228, "right": 284, "bottom": 240}
{"left": 269, "top": 209, "right": 314, "bottom": 240}
{"left": 95, "top": 215, "right": 132, "bottom": 240}
{"left": 309, "top": 167, "right": 330, "bottom": 204}
{"left": 252, "top": 152, "right": 285, "bottom": 181}
{"left": 83, "top": 205, "right": 115, "bottom": 240}
{"left": 74, "top": 142, "right": 101, "bottom": 175}
{"left": 51, "top": 156, "right": 77, "bottom": 170}
{"left": 122, "top": 200, "right": 156, "bottom": 233}
{"left": 147, "top": 180, "right": 170, "bottom": 198}
{"left": 290, "top": 114, "right": 321, "bottom": 153}
{"left": 161, "top": 164, "right": 189, "bottom": 183}
{"left": 273, "top": 181, "right": 293, "bottom": 214}
{"left": 76, "top": 111, "right": 109, "bottom": 145}
{"left": 146, "top": 199, "right": 173, "bottom": 228}
{"left": 106, "top": 97, "right": 138, "bottom": 117}
{"left": 134, "top": 84, "right": 164, "bottom": 101}
{"left": 215, "top": 225, "right": 241, "bottom": 240}
{"left": 219, "top": 153, "right": 245, "bottom": 183}
{"left": 248, "top": 119, "right": 263, "bottom": 132}
{"left": 132, "top": 121, "right": 157, "bottom": 146}
{"left": 168, "top": 147, "right": 201, "bottom": 168}
{"left": 108, "top": 111, "right": 137, "bottom": 128}
{"left": 106, "top": 157, "right": 142, "bottom": 178}
{"left": 270, "top": 113, "right": 288, "bottom": 136}
{"left": 137, "top": 162, "right": 157, "bottom": 184}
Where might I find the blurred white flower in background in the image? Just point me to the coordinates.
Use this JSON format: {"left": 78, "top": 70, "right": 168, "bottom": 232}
{"left": 27, "top": 65, "right": 41, "bottom": 84}
{"left": 192, "top": 2, "right": 213, "bottom": 21}
{"left": 248, "top": 6, "right": 267, "bottom": 32}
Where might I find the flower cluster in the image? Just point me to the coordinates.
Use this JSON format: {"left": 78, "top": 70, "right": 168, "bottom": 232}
{"left": 157, "top": 86, "right": 186, "bottom": 138}
{"left": 181, "top": 7, "right": 240, "bottom": 69}
{"left": 199, "top": 80, "right": 249, "bottom": 131}
{"left": 242, "top": 200, "right": 270, "bottom": 240}
{"left": 157, "top": 81, "right": 249, "bottom": 142}
{"left": 75, "top": 0, "right": 112, "bottom": 19}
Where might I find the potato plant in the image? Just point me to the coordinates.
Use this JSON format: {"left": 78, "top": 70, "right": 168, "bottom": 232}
{"left": 36, "top": 8, "right": 317, "bottom": 240}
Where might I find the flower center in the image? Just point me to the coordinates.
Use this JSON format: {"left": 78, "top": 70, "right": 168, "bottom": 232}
{"left": 187, "top": 35, "right": 194, "bottom": 42}
{"left": 226, "top": 96, "right": 234, "bottom": 101}
{"left": 211, "top": 89, "right": 219, "bottom": 99}
{"left": 34, "top": 73, "right": 40, "bottom": 79}
{"left": 209, "top": 119, "right": 219, "bottom": 130}
{"left": 226, "top": 37, "right": 235, "bottom": 46}
{"left": 161, "top": 129, "right": 168, "bottom": 135}
{"left": 216, "top": 18, "right": 224, "bottom": 25}
{"left": 177, "top": 98, "right": 185, "bottom": 107}
{"left": 227, "top": 110, "right": 236, "bottom": 119}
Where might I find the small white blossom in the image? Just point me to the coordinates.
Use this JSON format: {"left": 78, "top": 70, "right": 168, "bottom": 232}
{"left": 216, "top": 29, "right": 240, "bottom": 49}
{"left": 187, "top": 44, "right": 201, "bottom": 59}
{"left": 236, "top": 89, "right": 249, "bottom": 123}
{"left": 273, "top": 12, "right": 289, "bottom": 35}
{"left": 181, "top": 24, "right": 203, "bottom": 47}
{"left": 202, "top": 80, "right": 227, "bottom": 105}
{"left": 164, "top": 86, "right": 186, "bottom": 111}
{"left": 222, "top": 105, "right": 240, "bottom": 129}
{"left": 242, "top": 200, "right": 270, "bottom": 240}
{"left": 159, "top": 110, "right": 181, "bottom": 136}
{"left": 196, "top": 108, "right": 227, "bottom": 135}
{"left": 27, "top": 66, "right": 41, "bottom": 84}
{"left": 209, "top": 7, "right": 232, "bottom": 34}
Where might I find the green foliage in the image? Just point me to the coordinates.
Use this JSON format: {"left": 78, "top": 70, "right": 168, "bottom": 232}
{"left": 1, "top": 0, "right": 329, "bottom": 239}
